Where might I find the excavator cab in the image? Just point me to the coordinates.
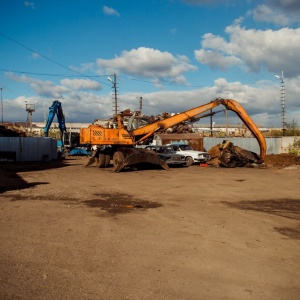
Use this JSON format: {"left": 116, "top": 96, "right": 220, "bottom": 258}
{"left": 127, "top": 115, "right": 151, "bottom": 131}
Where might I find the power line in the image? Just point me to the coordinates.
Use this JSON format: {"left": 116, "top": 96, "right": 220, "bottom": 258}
{"left": 0, "top": 32, "right": 111, "bottom": 86}
{"left": 0, "top": 32, "right": 275, "bottom": 90}
{"left": 0, "top": 68, "right": 107, "bottom": 78}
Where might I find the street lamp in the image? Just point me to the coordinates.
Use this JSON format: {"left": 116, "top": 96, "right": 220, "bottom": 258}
{"left": 275, "top": 69, "right": 285, "bottom": 136}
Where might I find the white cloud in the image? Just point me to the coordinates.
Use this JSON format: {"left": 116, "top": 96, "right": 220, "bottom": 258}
{"left": 69, "top": 63, "right": 95, "bottom": 73}
{"left": 7, "top": 73, "right": 70, "bottom": 98}
{"left": 97, "top": 47, "right": 197, "bottom": 85}
{"left": 252, "top": 0, "right": 300, "bottom": 25}
{"left": 195, "top": 25, "right": 300, "bottom": 77}
{"left": 24, "top": 2, "right": 35, "bottom": 9}
{"left": 32, "top": 52, "right": 40, "bottom": 59}
{"left": 182, "top": 0, "right": 236, "bottom": 5}
{"left": 3, "top": 73, "right": 300, "bottom": 127}
{"left": 103, "top": 6, "right": 120, "bottom": 17}
{"left": 253, "top": 4, "right": 290, "bottom": 26}
{"left": 60, "top": 78, "right": 102, "bottom": 91}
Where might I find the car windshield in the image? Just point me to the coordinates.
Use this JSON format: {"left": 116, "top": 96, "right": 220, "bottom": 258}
{"left": 178, "top": 144, "right": 193, "bottom": 150}
{"left": 158, "top": 146, "right": 173, "bottom": 153}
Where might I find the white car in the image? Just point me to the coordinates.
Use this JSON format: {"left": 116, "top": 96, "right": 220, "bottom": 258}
{"left": 167, "top": 143, "right": 211, "bottom": 166}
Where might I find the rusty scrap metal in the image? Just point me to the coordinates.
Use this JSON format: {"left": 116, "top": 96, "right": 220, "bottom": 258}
{"left": 218, "top": 140, "right": 263, "bottom": 168}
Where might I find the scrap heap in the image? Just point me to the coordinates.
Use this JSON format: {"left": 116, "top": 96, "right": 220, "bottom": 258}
{"left": 149, "top": 112, "right": 195, "bottom": 134}
{"left": 0, "top": 123, "right": 27, "bottom": 137}
{"left": 93, "top": 109, "right": 196, "bottom": 134}
{"left": 208, "top": 140, "right": 264, "bottom": 168}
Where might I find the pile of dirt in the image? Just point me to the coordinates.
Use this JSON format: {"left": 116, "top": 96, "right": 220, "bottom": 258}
{"left": 264, "top": 153, "right": 300, "bottom": 168}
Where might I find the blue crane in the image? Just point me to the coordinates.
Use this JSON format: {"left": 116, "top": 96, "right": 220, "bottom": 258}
{"left": 44, "top": 100, "right": 67, "bottom": 150}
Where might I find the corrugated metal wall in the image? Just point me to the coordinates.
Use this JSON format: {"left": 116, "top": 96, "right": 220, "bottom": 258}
{"left": 0, "top": 137, "right": 58, "bottom": 162}
{"left": 154, "top": 133, "right": 204, "bottom": 151}
{"left": 203, "top": 137, "right": 282, "bottom": 154}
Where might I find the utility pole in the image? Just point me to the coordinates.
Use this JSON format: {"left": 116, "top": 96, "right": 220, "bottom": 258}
{"left": 108, "top": 73, "right": 118, "bottom": 118}
{"left": 1, "top": 87, "right": 3, "bottom": 124}
{"left": 210, "top": 108, "right": 213, "bottom": 137}
{"left": 225, "top": 108, "right": 228, "bottom": 137}
{"left": 275, "top": 69, "right": 285, "bottom": 136}
{"left": 139, "top": 97, "right": 142, "bottom": 114}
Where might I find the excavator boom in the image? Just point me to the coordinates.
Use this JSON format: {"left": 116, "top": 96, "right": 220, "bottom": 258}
{"left": 81, "top": 98, "right": 266, "bottom": 171}
{"left": 219, "top": 99, "right": 266, "bottom": 159}
{"left": 44, "top": 100, "right": 67, "bottom": 138}
{"left": 131, "top": 98, "right": 266, "bottom": 159}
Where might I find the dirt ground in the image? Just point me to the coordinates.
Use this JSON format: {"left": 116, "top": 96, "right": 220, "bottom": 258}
{"left": 0, "top": 155, "right": 300, "bottom": 300}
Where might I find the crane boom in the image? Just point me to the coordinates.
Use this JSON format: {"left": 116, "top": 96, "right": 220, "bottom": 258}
{"left": 219, "top": 99, "right": 266, "bottom": 159}
{"left": 131, "top": 98, "right": 266, "bottom": 159}
{"left": 44, "top": 100, "right": 67, "bottom": 138}
{"left": 80, "top": 98, "right": 266, "bottom": 172}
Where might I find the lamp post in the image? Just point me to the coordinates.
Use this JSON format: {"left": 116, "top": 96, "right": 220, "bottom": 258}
{"left": 275, "top": 69, "right": 285, "bottom": 136}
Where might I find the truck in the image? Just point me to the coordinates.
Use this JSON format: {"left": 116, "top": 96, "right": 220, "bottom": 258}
{"left": 80, "top": 98, "right": 267, "bottom": 172}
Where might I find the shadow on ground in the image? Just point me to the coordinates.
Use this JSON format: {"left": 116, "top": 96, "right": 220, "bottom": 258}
{"left": 223, "top": 199, "right": 300, "bottom": 240}
{"left": 0, "top": 159, "right": 74, "bottom": 194}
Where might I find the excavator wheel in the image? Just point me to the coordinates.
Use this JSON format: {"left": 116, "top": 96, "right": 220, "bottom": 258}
{"left": 98, "top": 154, "right": 106, "bottom": 168}
{"left": 113, "top": 151, "right": 125, "bottom": 168}
{"left": 105, "top": 155, "right": 110, "bottom": 167}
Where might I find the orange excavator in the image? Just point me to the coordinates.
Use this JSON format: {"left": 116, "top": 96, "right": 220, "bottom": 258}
{"left": 80, "top": 98, "right": 266, "bottom": 172}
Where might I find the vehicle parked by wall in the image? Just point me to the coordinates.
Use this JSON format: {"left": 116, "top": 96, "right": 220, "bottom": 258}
{"left": 167, "top": 143, "right": 211, "bottom": 166}
{"left": 145, "top": 145, "right": 187, "bottom": 167}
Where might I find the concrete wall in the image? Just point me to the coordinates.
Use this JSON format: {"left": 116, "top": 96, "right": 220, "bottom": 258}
{"left": 0, "top": 137, "right": 58, "bottom": 162}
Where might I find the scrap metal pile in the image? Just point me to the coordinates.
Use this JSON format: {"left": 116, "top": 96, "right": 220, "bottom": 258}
{"left": 100, "top": 109, "right": 195, "bottom": 134}
{"left": 0, "top": 123, "right": 27, "bottom": 137}
{"left": 149, "top": 112, "right": 195, "bottom": 134}
{"left": 208, "top": 140, "right": 264, "bottom": 168}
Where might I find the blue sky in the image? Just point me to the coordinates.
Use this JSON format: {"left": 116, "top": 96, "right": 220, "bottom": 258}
{"left": 1, "top": 0, "right": 300, "bottom": 128}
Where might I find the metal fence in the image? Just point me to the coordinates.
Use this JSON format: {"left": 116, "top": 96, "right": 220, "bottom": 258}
{"left": 0, "top": 137, "right": 58, "bottom": 162}
{"left": 203, "top": 137, "right": 284, "bottom": 155}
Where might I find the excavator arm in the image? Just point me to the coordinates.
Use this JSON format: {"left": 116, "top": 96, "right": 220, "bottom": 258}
{"left": 132, "top": 98, "right": 266, "bottom": 159}
{"left": 44, "top": 100, "right": 67, "bottom": 138}
{"left": 219, "top": 99, "right": 266, "bottom": 159}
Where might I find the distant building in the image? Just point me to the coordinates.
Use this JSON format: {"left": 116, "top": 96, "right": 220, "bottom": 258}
{"left": 11, "top": 121, "right": 280, "bottom": 138}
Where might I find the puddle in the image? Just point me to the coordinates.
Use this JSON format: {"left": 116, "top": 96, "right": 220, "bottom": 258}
{"left": 82, "top": 192, "right": 162, "bottom": 215}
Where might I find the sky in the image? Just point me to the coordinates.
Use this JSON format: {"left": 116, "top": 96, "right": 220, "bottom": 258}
{"left": 1, "top": 0, "right": 300, "bottom": 128}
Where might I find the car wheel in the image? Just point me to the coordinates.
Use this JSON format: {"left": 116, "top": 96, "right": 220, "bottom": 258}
{"left": 185, "top": 156, "right": 194, "bottom": 166}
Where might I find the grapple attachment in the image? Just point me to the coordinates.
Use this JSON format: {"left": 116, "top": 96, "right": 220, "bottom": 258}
{"left": 113, "top": 148, "right": 169, "bottom": 172}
